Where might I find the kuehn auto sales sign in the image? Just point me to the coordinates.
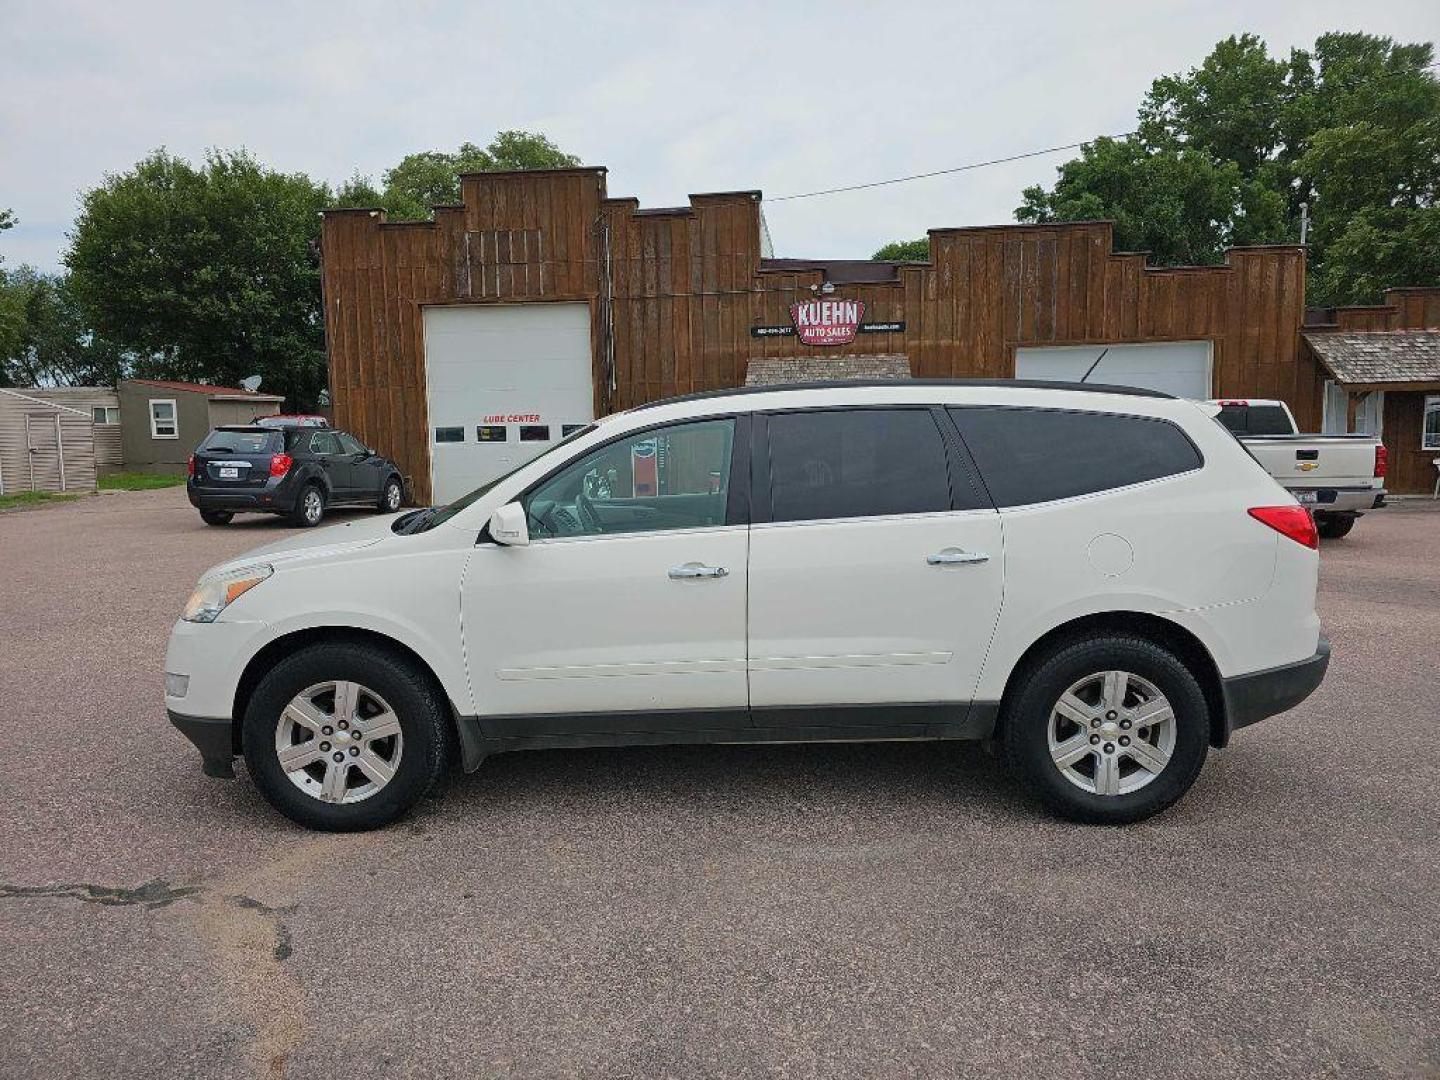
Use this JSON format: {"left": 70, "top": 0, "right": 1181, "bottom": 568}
{"left": 789, "top": 298, "right": 865, "bottom": 345}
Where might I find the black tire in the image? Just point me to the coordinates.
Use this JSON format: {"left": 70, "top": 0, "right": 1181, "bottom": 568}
{"left": 289, "top": 483, "right": 326, "bottom": 528}
{"left": 378, "top": 475, "right": 403, "bottom": 513}
{"left": 199, "top": 509, "right": 234, "bottom": 526}
{"left": 242, "top": 641, "right": 451, "bottom": 831}
{"left": 1316, "top": 514, "right": 1355, "bottom": 540}
{"left": 1000, "top": 634, "right": 1210, "bottom": 825}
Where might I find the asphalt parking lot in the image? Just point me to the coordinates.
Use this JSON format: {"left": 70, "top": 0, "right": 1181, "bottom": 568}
{"left": 1, "top": 487, "right": 1437, "bottom": 1079}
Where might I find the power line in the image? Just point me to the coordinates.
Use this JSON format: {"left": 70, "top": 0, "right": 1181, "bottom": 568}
{"left": 768, "top": 135, "right": 1137, "bottom": 202}
{"left": 769, "top": 58, "right": 1440, "bottom": 204}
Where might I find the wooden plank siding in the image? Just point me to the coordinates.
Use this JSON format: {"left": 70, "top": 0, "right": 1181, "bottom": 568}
{"left": 322, "top": 171, "right": 1316, "bottom": 503}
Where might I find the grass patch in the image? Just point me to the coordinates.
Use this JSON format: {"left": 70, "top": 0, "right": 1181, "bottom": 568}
{"left": 0, "top": 491, "right": 82, "bottom": 512}
{"left": 99, "top": 471, "right": 187, "bottom": 491}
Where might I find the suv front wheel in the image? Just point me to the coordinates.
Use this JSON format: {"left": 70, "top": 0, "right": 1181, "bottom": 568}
{"left": 242, "top": 642, "right": 451, "bottom": 831}
{"left": 1001, "top": 635, "right": 1209, "bottom": 824}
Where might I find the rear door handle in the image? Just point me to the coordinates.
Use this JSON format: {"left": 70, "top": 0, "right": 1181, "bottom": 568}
{"left": 927, "top": 550, "right": 989, "bottom": 566}
{"left": 669, "top": 564, "right": 729, "bottom": 579}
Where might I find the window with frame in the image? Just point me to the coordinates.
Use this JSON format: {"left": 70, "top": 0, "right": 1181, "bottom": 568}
{"left": 335, "top": 431, "right": 366, "bottom": 455}
{"left": 765, "top": 408, "right": 959, "bottom": 523}
{"left": 309, "top": 431, "right": 342, "bottom": 455}
{"left": 148, "top": 399, "right": 178, "bottom": 439}
{"left": 1424, "top": 395, "right": 1440, "bottom": 450}
{"left": 523, "top": 418, "right": 735, "bottom": 539}
{"left": 950, "top": 406, "right": 1202, "bottom": 508}
{"left": 92, "top": 406, "right": 120, "bottom": 425}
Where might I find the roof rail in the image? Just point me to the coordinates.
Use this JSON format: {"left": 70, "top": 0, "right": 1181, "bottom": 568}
{"left": 627, "top": 378, "right": 1174, "bottom": 412}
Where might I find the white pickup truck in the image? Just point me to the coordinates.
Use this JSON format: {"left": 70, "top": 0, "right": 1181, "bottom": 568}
{"left": 1209, "top": 399, "right": 1387, "bottom": 539}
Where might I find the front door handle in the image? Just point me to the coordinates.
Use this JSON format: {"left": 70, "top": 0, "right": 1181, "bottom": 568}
{"left": 669, "top": 564, "right": 729, "bottom": 580}
{"left": 927, "top": 550, "right": 989, "bottom": 566}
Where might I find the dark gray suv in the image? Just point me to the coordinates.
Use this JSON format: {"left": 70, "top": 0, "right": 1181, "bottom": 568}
{"left": 187, "top": 424, "right": 405, "bottom": 527}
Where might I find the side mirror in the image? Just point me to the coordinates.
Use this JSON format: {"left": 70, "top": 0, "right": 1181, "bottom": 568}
{"left": 488, "top": 502, "right": 530, "bottom": 546}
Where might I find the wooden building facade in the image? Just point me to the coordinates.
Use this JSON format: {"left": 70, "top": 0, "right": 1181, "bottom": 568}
{"left": 321, "top": 166, "right": 1342, "bottom": 503}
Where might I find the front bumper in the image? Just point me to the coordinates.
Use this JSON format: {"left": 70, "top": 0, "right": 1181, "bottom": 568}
{"left": 1221, "top": 634, "right": 1330, "bottom": 738}
{"left": 169, "top": 710, "right": 236, "bottom": 778}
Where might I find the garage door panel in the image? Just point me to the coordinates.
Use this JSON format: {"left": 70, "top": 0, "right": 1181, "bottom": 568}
{"left": 1015, "top": 342, "right": 1212, "bottom": 399}
{"left": 423, "top": 303, "right": 594, "bottom": 503}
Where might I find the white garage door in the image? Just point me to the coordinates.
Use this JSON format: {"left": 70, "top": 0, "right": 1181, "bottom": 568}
{"left": 423, "top": 303, "right": 594, "bottom": 503}
{"left": 1014, "top": 341, "right": 1213, "bottom": 399}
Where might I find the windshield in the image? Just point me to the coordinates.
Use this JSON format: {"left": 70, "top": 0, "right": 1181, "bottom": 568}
{"left": 397, "top": 422, "right": 599, "bottom": 534}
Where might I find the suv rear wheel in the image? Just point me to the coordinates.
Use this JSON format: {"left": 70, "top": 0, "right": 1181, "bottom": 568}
{"left": 290, "top": 484, "right": 325, "bottom": 528}
{"left": 242, "top": 642, "right": 451, "bottom": 831}
{"left": 1001, "top": 635, "right": 1209, "bottom": 824}
{"left": 199, "top": 509, "right": 233, "bottom": 526}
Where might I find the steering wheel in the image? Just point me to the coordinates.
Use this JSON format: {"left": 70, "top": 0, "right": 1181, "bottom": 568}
{"left": 575, "top": 489, "right": 602, "bottom": 534}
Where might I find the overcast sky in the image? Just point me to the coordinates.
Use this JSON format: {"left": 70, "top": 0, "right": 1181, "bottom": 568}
{"left": 3, "top": 0, "right": 1438, "bottom": 273}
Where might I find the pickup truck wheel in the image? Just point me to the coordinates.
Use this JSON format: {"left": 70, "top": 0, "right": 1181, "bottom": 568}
{"left": 1316, "top": 514, "right": 1355, "bottom": 540}
{"left": 1001, "top": 635, "right": 1209, "bottom": 825}
{"left": 242, "top": 642, "right": 450, "bottom": 831}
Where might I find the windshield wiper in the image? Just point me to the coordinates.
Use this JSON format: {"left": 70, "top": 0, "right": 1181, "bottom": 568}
{"left": 395, "top": 506, "right": 440, "bottom": 535}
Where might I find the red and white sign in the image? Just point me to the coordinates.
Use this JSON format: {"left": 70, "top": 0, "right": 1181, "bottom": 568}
{"left": 789, "top": 299, "right": 865, "bottom": 346}
{"left": 631, "top": 438, "right": 659, "bottom": 497}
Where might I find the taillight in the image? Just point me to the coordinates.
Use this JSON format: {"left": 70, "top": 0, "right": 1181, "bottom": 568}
{"left": 187, "top": 454, "right": 196, "bottom": 478}
{"left": 1374, "top": 444, "right": 1388, "bottom": 478}
{"left": 1249, "top": 505, "right": 1318, "bottom": 549}
{"left": 269, "top": 453, "right": 293, "bottom": 477}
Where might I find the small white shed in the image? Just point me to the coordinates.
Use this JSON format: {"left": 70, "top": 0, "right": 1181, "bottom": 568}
{"left": 0, "top": 389, "right": 99, "bottom": 495}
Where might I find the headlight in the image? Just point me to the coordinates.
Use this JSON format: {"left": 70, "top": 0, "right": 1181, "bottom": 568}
{"left": 182, "top": 564, "right": 273, "bottom": 623}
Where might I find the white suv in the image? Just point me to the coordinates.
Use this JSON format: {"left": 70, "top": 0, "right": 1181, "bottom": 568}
{"left": 166, "top": 381, "right": 1329, "bottom": 831}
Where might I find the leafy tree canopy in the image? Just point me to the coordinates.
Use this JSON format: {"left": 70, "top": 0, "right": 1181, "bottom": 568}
{"left": 345, "top": 130, "right": 581, "bottom": 220}
{"left": 1016, "top": 31, "right": 1440, "bottom": 304}
{"left": 871, "top": 238, "right": 930, "bottom": 261}
{"left": 65, "top": 148, "right": 331, "bottom": 406}
{"left": 0, "top": 266, "right": 126, "bottom": 387}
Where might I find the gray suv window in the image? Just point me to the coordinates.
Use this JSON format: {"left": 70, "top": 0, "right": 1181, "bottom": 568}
{"left": 950, "top": 406, "right": 1202, "bottom": 507}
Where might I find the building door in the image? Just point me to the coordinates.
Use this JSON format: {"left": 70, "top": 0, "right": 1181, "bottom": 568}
{"left": 422, "top": 303, "right": 594, "bottom": 503}
{"left": 25, "top": 413, "right": 64, "bottom": 492}
{"left": 1015, "top": 341, "right": 1213, "bottom": 399}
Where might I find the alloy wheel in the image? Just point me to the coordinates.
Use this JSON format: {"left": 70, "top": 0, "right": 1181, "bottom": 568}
{"left": 1046, "top": 669, "right": 1176, "bottom": 796}
{"left": 303, "top": 489, "right": 323, "bottom": 524}
{"left": 275, "top": 680, "right": 404, "bottom": 804}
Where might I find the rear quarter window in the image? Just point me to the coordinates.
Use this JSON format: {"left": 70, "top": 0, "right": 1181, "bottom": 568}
{"left": 199, "top": 430, "right": 278, "bottom": 455}
{"left": 949, "top": 406, "right": 1202, "bottom": 508}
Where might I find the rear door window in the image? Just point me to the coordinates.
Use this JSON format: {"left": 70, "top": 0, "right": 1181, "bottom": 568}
{"left": 764, "top": 408, "right": 962, "bottom": 522}
{"left": 950, "top": 406, "right": 1202, "bottom": 508}
{"left": 309, "top": 431, "right": 342, "bottom": 455}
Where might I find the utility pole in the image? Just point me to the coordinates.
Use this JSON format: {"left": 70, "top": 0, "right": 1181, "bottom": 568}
{"left": 1299, "top": 202, "right": 1310, "bottom": 246}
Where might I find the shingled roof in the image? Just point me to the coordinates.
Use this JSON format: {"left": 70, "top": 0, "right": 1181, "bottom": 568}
{"left": 744, "top": 354, "right": 912, "bottom": 386}
{"left": 1304, "top": 330, "right": 1440, "bottom": 387}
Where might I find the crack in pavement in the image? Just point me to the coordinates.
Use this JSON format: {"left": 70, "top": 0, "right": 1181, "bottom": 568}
{"left": 0, "top": 878, "right": 201, "bottom": 909}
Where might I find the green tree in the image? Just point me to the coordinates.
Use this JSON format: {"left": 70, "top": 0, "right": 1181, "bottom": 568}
{"left": 351, "top": 130, "right": 581, "bottom": 220}
{"left": 1018, "top": 32, "right": 1440, "bottom": 303}
{"left": 871, "top": 238, "right": 930, "bottom": 261}
{"left": 1017, "top": 138, "right": 1287, "bottom": 264}
{"left": 1, "top": 267, "right": 127, "bottom": 387}
{"left": 66, "top": 149, "right": 331, "bottom": 407}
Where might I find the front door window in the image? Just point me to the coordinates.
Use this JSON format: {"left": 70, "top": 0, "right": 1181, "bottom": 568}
{"left": 523, "top": 418, "right": 735, "bottom": 539}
